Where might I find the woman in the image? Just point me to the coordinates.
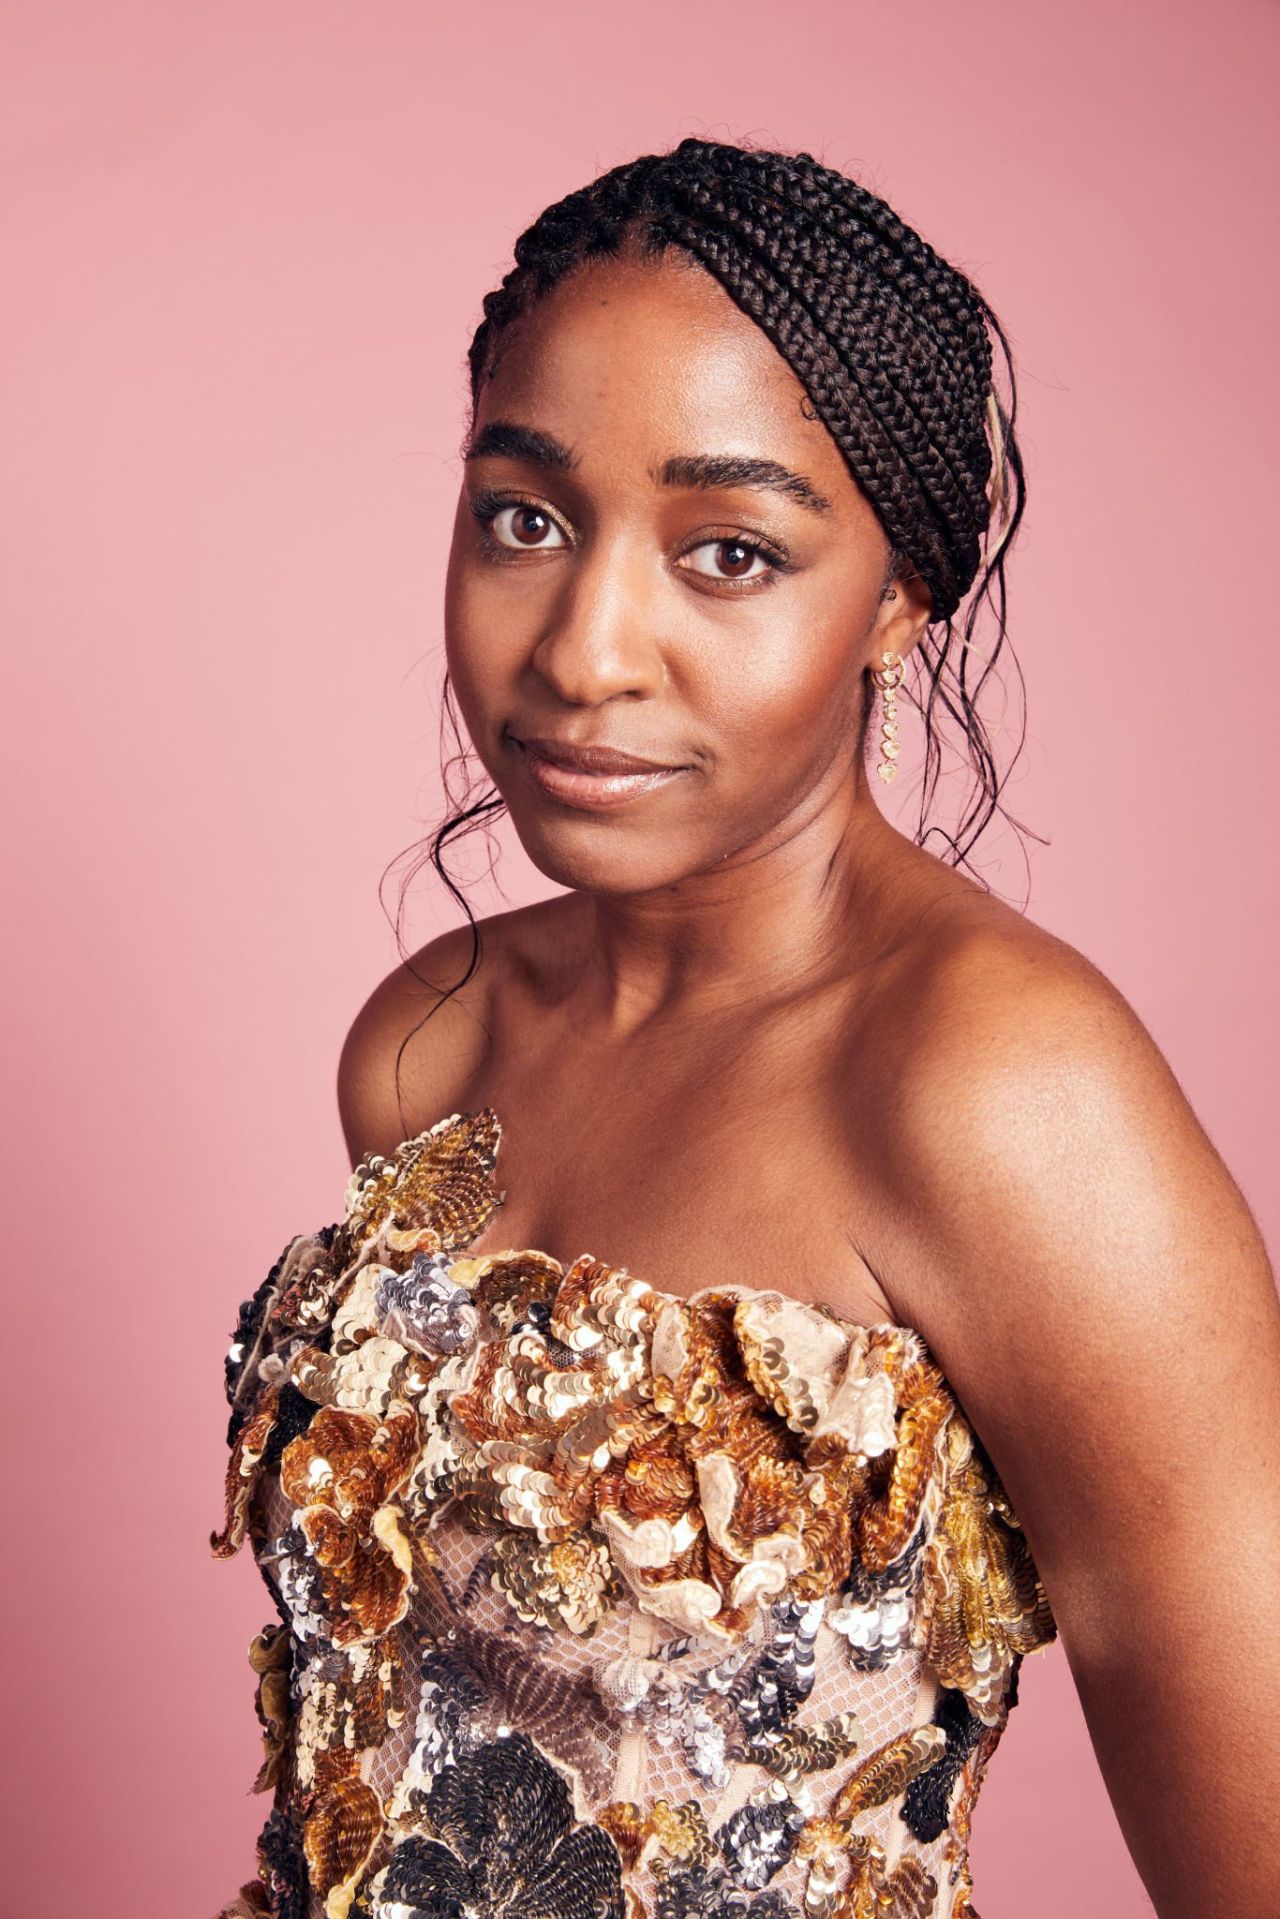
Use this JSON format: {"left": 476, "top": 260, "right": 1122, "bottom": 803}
{"left": 213, "top": 139, "right": 1280, "bottom": 1919}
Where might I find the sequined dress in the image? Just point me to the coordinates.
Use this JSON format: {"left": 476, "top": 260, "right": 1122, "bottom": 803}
{"left": 211, "top": 1107, "right": 1057, "bottom": 1919}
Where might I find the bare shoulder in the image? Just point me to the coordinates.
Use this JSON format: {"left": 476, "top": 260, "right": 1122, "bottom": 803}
{"left": 863, "top": 901, "right": 1276, "bottom": 1383}
{"left": 861, "top": 896, "right": 1280, "bottom": 1586}
{"left": 877, "top": 904, "right": 1192, "bottom": 1190}
{"left": 336, "top": 897, "right": 570, "bottom": 1166}
{"left": 336, "top": 921, "right": 491, "bottom": 1166}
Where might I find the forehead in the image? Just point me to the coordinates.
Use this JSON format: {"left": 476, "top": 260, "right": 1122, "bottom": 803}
{"left": 475, "top": 252, "right": 856, "bottom": 497}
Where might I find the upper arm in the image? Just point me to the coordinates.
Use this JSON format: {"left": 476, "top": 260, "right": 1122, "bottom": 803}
{"left": 336, "top": 923, "right": 493, "bottom": 1168}
{"left": 870, "top": 937, "right": 1280, "bottom": 1918}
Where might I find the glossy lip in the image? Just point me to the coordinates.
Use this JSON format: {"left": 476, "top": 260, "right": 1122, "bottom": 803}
{"left": 507, "top": 731, "right": 693, "bottom": 811}
{"left": 512, "top": 733, "right": 688, "bottom": 774}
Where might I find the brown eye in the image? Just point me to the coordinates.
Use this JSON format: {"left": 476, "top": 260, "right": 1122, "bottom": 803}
{"left": 680, "top": 537, "right": 775, "bottom": 583}
{"left": 488, "top": 504, "right": 568, "bottom": 549}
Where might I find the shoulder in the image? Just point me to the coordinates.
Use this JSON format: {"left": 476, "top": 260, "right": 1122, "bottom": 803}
{"left": 854, "top": 898, "right": 1279, "bottom": 1602}
{"left": 336, "top": 920, "right": 490, "bottom": 1167}
{"left": 336, "top": 898, "right": 570, "bottom": 1166}
{"left": 876, "top": 908, "right": 1185, "bottom": 1185}
{"left": 859, "top": 904, "right": 1268, "bottom": 1362}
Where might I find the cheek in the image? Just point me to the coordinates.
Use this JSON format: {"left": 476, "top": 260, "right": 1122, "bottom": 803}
{"left": 699, "top": 611, "right": 865, "bottom": 778}
{"left": 442, "top": 553, "right": 511, "bottom": 730}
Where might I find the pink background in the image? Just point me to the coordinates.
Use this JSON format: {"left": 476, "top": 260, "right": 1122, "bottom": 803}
{"left": 3, "top": 3, "right": 1276, "bottom": 1913}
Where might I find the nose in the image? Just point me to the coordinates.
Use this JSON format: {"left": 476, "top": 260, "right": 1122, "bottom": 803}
{"left": 529, "top": 535, "right": 666, "bottom": 705}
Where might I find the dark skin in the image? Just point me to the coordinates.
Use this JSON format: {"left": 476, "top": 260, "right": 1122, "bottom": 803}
{"left": 339, "top": 244, "right": 1280, "bottom": 1918}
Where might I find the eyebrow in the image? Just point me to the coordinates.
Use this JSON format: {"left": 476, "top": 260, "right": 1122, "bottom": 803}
{"left": 656, "top": 453, "right": 834, "bottom": 516}
{"left": 464, "top": 420, "right": 835, "bottom": 516}
{"left": 464, "top": 421, "right": 576, "bottom": 471}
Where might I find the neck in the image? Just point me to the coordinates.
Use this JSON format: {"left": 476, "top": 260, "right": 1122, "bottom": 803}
{"left": 561, "top": 775, "right": 933, "bottom": 1036}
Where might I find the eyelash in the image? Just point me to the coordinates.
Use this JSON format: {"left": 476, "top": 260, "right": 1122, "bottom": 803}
{"left": 466, "top": 488, "right": 794, "bottom": 591}
{"left": 467, "top": 490, "right": 564, "bottom": 556}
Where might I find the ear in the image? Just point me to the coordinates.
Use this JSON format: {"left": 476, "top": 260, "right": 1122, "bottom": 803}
{"left": 872, "top": 560, "right": 932, "bottom": 663}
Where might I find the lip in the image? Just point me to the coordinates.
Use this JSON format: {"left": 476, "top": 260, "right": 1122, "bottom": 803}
{"left": 508, "top": 732, "right": 693, "bottom": 811}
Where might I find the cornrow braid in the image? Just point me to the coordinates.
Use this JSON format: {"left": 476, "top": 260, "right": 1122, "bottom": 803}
{"left": 384, "top": 137, "right": 1038, "bottom": 1133}
{"left": 468, "top": 138, "right": 1001, "bottom": 620}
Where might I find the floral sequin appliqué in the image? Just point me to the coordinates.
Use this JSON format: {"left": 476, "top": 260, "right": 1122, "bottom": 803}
{"left": 212, "top": 1108, "right": 1056, "bottom": 1919}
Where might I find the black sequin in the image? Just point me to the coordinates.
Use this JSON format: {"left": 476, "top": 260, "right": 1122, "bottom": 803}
{"left": 730, "top": 1602, "right": 820, "bottom": 1743}
{"left": 261, "top": 1382, "right": 320, "bottom": 1474}
{"left": 717, "top": 1797, "right": 804, "bottom": 1889}
{"left": 376, "top": 1734, "right": 625, "bottom": 1919}
{"left": 900, "top": 1687, "right": 986, "bottom": 1843}
{"left": 254, "top": 1799, "right": 309, "bottom": 1919}
{"left": 654, "top": 1858, "right": 797, "bottom": 1919}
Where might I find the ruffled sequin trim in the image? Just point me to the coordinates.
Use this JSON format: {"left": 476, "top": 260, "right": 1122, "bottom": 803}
{"left": 213, "top": 1106, "right": 1057, "bottom": 1919}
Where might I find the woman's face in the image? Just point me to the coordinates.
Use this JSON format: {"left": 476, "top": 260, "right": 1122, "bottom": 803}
{"left": 444, "top": 246, "right": 930, "bottom": 895}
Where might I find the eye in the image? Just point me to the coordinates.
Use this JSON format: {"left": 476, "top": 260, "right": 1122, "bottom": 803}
{"left": 677, "top": 536, "right": 787, "bottom": 586}
{"left": 469, "top": 493, "right": 570, "bottom": 552}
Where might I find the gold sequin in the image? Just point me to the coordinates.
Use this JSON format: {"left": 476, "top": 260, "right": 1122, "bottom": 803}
{"left": 214, "top": 1104, "right": 1059, "bottom": 1919}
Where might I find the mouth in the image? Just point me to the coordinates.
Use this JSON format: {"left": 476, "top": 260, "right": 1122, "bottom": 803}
{"left": 506, "top": 730, "right": 694, "bottom": 811}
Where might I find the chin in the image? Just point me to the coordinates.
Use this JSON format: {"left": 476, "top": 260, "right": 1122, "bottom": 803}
{"left": 506, "top": 814, "right": 703, "bottom": 897}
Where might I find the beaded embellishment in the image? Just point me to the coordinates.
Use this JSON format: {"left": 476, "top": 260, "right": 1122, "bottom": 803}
{"left": 212, "top": 1108, "right": 1056, "bottom": 1919}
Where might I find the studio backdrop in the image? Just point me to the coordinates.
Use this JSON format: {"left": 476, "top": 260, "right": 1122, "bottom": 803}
{"left": 2, "top": 4, "right": 1276, "bottom": 1916}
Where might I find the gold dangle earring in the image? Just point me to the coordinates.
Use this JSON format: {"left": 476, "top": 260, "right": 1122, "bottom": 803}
{"left": 871, "top": 650, "right": 904, "bottom": 783}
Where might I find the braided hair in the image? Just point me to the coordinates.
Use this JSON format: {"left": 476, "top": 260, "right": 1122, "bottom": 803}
{"left": 383, "top": 138, "right": 1035, "bottom": 1113}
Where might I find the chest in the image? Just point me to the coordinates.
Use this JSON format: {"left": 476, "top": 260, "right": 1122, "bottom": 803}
{"left": 451, "top": 1039, "right": 896, "bottom": 1325}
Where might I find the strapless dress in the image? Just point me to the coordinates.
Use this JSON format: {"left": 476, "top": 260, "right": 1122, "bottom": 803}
{"left": 211, "top": 1106, "right": 1057, "bottom": 1919}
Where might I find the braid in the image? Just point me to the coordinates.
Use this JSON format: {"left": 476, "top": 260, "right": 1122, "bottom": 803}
{"left": 385, "top": 136, "right": 1038, "bottom": 1129}
{"left": 462, "top": 134, "right": 1034, "bottom": 856}
{"left": 466, "top": 139, "right": 1003, "bottom": 622}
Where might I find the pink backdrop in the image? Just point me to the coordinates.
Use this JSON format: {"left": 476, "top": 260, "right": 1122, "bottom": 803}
{"left": 4, "top": 3, "right": 1276, "bottom": 1913}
